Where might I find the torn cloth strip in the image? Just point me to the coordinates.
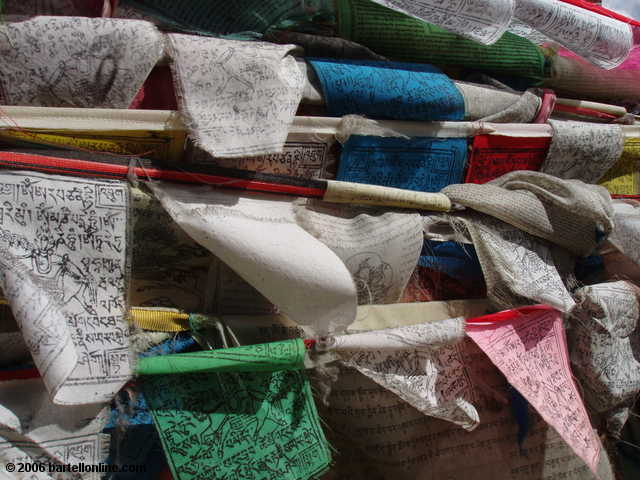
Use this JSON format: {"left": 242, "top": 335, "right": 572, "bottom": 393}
{"left": 337, "top": 0, "right": 547, "bottom": 84}
{"left": 466, "top": 307, "right": 601, "bottom": 477}
{"left": 328, "top": 317, "right": 480, "bottom": 430}
{"left": 464, "top": 135, "right": 551, "bottom": 184}
{"left": 570, "top": 281, "right": 640, "bottom": 436}
{"left": 309, "top": 58, "right": 464, "bottom": 121}
{"left": 142, "top": 367, "right": 331, "bottom": 480}
{"left": 0, "top": 170, "right": 132, "bottom": 405}
{"left": 337, "top": 136, "right": 467, "bottom": 192}
{"left": 0, "top": 16, "right": 163, "bottom": 108}
{"left": 167, "top": 34, "right": 305, "bottom": 158}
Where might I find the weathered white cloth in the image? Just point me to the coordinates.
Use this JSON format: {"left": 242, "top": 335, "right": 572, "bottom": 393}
{"left": 0, "top": 17, "right": 163, "bottom": 108}
{"left": 570, "top": 281, "right": 640, "bottom": 436}
{"left": 541, "top": 121, "right": 625, "bottom": 184}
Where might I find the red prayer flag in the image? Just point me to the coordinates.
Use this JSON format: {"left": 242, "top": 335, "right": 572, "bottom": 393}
{"left": 464, "top": 135, "right": 551, "bottom": 184}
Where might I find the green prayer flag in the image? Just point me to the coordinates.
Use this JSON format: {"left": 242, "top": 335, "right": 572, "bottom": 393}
{"left": 143, "top": 369, "right": 331, "bottom": 480}
{"left": 123, "top": 0, "right": 332, "bottom": 37}
{"left": 337, "top": 0, "right": 547, "bottom": 84}
{"left": 137, "top": 338, "right": 306, "bottom": 375}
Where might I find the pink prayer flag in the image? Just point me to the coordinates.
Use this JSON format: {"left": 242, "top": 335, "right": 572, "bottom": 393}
{"left": 466, "top": 306, "right": 600, "bottom": 477}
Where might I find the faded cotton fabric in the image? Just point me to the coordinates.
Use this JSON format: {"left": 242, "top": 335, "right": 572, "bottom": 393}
{"left": 442, "top": 170, "right": 614, "bottom": 257}
{"left": 327, "top": 317, "right": 480, "bottom": 430}
{"left": 569, "top": 281, "right": 640, "bottom": 436}
{"left": 167, "top": 34, "right": 305, "bottom": 158}
{"left": 541, "top": 120, "right": 625, "bottom": 184}
{"left": 0, "top": 17, "right": 163, "bottom": 108}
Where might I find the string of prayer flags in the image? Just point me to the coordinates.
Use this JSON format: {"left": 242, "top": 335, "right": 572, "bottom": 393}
{"left": 308, "top": 58, "right": 465, "bottom": 121}
{"left": 0, "top": 149, "right": 453, "bottom": 212}
{"left": 141, "top": 349, "right": 331, "bottom": 480}
{"left": 137, "top": 339, "right": 306, "bottom": 375}
{"left": 466, "top": 306, "right": 601, "bottom": 476}
{"left": 337, "top": 136, "right": 467, "bottom": 192}
{"left": 464, "top": 135, "right": 551, "bottom": 184}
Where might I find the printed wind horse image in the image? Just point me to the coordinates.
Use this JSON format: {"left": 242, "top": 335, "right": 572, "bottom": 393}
{"left": 47, "top": 46, "right": 119, "bottom": 107}
{"left": 17, "top": 226, "right": 99, "bottom": 315}
{"left": 347, "top": 251, "right": 394, "bottom": 304}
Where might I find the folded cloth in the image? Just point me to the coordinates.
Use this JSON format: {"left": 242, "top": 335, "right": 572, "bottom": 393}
{"left": 442, "top": 170, "right": 614, "bottom": 257}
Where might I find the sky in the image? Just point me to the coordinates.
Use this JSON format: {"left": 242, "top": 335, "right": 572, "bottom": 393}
{"left": 604, "top": 0, "right": 640, "bottom": 20}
